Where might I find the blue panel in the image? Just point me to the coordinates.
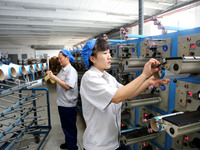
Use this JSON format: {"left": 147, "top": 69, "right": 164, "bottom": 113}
{"left": 117, "top": 46, "right": 119, "bottom": 57}
{"left": 125, "top": 146, "right": 133, "bottom": 150}
{"left": 134, "top": 143, "right": 138, "bottom": 150}
{"left": 116, "top": 27, "right": 200, "bottom": 150}
{"left": 109, "top": 39, "right": 127, "bottom": 42}
{"left": 171, "top": 36, "right": 178, "bottom": 57}
{"left": 168, "top": 81, "right": 176, "bottom": 113}
{"left": 150, "top": 139, "right": 165, "bottom": 150}
{"left": 120, "top": 145, "right": 133, "bottom": 150}
{"left": 137, "top": 39, "right": 141, "bottom": 57}
{"left": 125, "top": 119, "right": 142, "bottom": 129}
{"left": 165, "top": 133, "right": 172, "bottom": 150}
{"left": 164, "top": 26, "right": 189, "bottom": 31}
{"left": 177, "top": 77, "right": 200, "bottom": 84}
{"left": 135, "top": 107, "right": 139, "bottom": 124}
{"left": 127, "top": 34, "right": 148, "bottom": 38}
{"left": 146, "top": 106, "right": 168, "bottom": 115}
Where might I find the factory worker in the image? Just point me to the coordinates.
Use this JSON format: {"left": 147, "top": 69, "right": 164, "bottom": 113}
{"left": 46, "top": 49, "right": 78, "bottom": 150}
{"left": 80, "top": 38, "right": 170, "bottom": 150}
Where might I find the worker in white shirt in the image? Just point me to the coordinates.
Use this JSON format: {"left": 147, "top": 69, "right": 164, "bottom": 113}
{"left": 80, "top": 38, "right": 170, "bottom": 150}
{"left": 46, "top": 49, "right": 78, "bottom": 150}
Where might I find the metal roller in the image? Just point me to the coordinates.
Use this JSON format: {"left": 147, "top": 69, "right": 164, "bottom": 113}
{"left": 111, "top": 57, "right": 121, "bottom": 65}
{"left": 122, "top": 94, "right": 161, "bottom": 110}
{"left": 111, "top": 58, "right": 121, "bottom": 68}
{"left": 126, "top": 57, "right": 149, "bottom": 67}
{"left": 163, "top": 57, "right": 200, "bottom": 74}
{"left": 120, "top": 128, "right": 159, "bottom": 145}
{"left": 153, "top": 68, "right": 190, "bottom": 79}
{"left": 118, "top": 57, "right": 149, "bottom": 72}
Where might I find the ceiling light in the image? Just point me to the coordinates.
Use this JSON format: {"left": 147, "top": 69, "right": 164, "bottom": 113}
{"left": 158, "top": 2, "right": 173, "bottom": 6}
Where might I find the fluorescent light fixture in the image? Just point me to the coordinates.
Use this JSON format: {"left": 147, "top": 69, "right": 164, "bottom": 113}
{"left": 158, "top": 2, "right": 173, "bottom": 6}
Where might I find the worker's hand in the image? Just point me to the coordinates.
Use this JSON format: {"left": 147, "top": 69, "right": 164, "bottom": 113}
{"left": 148, "top": 76, "right": 171, "bottom": 87}
{"left": 142, "top": 58, "right": 160, "bottom": 78}
{"left": 46, "top": 71, "right": 56, "bottom": 80}
{"left": 46, "top": 71, "right": 51, "bottom": 75}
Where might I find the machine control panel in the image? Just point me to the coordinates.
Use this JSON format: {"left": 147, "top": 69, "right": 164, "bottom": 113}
{"left": 140, "top": 38, "right": 171, "bottom": 58}
{"left": 118, "top": 43, "right": 137, "bottom": 58}
{"left": 178, "top": 33, "right": 200, "bottom": 56}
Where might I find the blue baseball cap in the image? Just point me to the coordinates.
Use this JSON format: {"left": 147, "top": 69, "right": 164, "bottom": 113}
{"left": 61, "top": 49, "right": 74, "bottom": 63}
{"left": 81, "top": 39, "right": 97, "bottom": 68}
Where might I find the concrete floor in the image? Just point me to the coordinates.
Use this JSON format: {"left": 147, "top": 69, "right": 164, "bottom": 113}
{"left": 40, "top": 83, "right": 85, "bottom": 150}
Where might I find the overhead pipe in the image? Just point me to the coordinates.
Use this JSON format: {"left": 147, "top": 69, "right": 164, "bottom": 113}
{"left": 108, "top": 39, "right": 127, "bottom": 43}
{"left": 129, "top": 1, "right": 200, "bottom": 28}
{"left": 164, "top": 26, "right": 189, "bottom": 31}
{"left": 139, "top": 0, "right": 144, "bottom": 35}
{"left": 127, "top": 34, "right": 147, "bottom": 38}
{"left": 89, "top": 1, "right": 200, "bottom": 41}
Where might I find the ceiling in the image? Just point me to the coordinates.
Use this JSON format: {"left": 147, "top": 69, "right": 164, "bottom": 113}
{"left": 0, "top": 0, "right": 198, "bottom": 50}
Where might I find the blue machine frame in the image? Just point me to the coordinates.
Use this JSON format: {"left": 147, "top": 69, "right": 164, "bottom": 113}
{"left": 0, "top": 72, "right": 51, "bottom": 150}
{"left": 114, "top": 27, "right": 200, "bottom": 150}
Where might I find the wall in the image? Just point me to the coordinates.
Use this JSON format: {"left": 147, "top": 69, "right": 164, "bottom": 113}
{"left": 0, "top": 45, "right": 35, "bottom": 59}
{"left": 35, "top": 50, "right": 60, "bottom": 59}
{"left": 130, "top": 4, "right": 200, "bottom": 36}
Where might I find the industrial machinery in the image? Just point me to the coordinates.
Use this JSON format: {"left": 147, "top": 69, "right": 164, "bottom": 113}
{"left": 74, "top": 27, "right": 200, "bottom": 150}
{"left": 150, "top": 110, "right": 200, "bottom": 138}
{"left": 0, "top": 63, "right": 51, "bottom": 150}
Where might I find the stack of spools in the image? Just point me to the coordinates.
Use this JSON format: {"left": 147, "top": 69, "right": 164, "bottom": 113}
{"left": 49, "top": 56, "right": 61, "bottom": 75}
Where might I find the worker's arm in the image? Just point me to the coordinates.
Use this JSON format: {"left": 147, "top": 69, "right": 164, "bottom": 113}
{"left": 127, "top": 76, "right": 171, "bottom": 99}
{"left": 111, "top": 58, "right": 160, "bottom": 104}
{"left": 46, "top": 71, "right": 71, "bottom": 90}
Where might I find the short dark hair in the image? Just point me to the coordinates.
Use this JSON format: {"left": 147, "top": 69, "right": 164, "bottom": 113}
{"left": 91, "top": 38, "right": 110, "bottom": 56}
{"left": 89, "top": 38, "right": 110, "bottom": 66}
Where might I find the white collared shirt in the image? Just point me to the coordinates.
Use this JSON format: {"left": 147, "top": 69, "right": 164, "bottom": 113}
{"left": 56, "top": 64, "right": 78, "bottom": 107}
{"left": 80, "top": 66, "right": 124, "bottom": 150}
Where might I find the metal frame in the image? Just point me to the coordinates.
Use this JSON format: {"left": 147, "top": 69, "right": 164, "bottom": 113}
{"left": 0, "top": 77, "right": 51, "bottom": 150}
{"left": 118, "top": 27, "right": 200, "bottom": 150}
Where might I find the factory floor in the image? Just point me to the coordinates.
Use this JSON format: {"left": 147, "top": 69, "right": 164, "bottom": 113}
{"left": 40, "top": 83, "right": 85, "bottom": 150}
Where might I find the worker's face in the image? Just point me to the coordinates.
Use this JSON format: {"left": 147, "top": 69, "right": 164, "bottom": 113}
{"left": 58, "top": 53, "right": 69, "bottom": 67}
{"left": 90, "top": 49, "right": 111, "bottom": 72}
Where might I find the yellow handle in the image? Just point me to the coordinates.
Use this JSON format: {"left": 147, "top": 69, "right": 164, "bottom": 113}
{"left": 50, "top": 79, "right": 55, "bottom": 84}
{"left": 44, "top": 75, "right": 50, "bottom": 81}
{"left": 44, "top": 74, "right": 55, "bottom": 84}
